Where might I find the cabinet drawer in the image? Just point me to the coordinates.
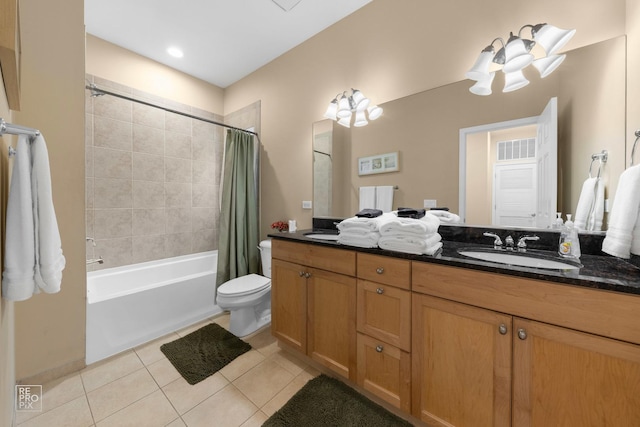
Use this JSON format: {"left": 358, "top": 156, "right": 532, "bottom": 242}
{"left": 357, "top": 279, "right": 411, "bottom": 351}
{"left": 357, "top": 253, "right": 410, "bottom": 290}
{"left": 272, "top": 239, "right": 356, "bottom": 276}
{"left": 357, "top": 333, "right": 411, "bottom": 413}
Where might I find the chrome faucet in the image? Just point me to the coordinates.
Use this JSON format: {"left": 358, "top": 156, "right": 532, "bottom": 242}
{"left": 505, "top": 236, "right": 515, "bottom": 251}
{"left": 483, "top": 232, "right": 503, "bottom": 249}
{"left": 86, "top": 257, "right": 104, "bottom": 265}
{"left": 517, "top": 235, "right": 540, "bottom": 252}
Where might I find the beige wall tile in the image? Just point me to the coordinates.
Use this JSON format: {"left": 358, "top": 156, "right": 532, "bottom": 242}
{"left": 165, "top": 157, "right": 192, "bottom": 183}
{"left": 133, "top": 102, "right": 164, "bottom": 129}
{"left": 133, "top": 180, "right": 165, "bottom": 208}
{"left": 94, "top": 208, "right": 132, "bottom": 239}
{"left": 165, "top": 131, "right": 192, "bottom": 159}
{"left": 165, "top": 111, "right": 192, "bottom": 135}
{"left": 165, "top": 232, "right": 192, "bottom": 258}
{"left": 132, "top": 235, "right": 166, "bottom": 263}
{"left": 94, "top": 178, "right": 132, "bottom": 209}
{"left": 86, "top": 178, "right": 94, "bottom": 209}
{"left": 192, "top": 207, "right": 217, "bottom": 231}
{"left": 132, "top": 208, "right": 165, "bottom": 236}
{"left": 192, "top": 160, "right": 215, "bottom": 184}
{"left": 193, "top": 183, "right": 216, "bottom": 208}
{"left": 94, "top": 147, "right": 132, "bottom": 180}
{"left": 192, "top": 132, "right": 215, "bottom": 163}
{"left": 166, "top": 208, "right": 192, "bottom": 234}
{"left": 133, "top": 124, "right": 164, "bottom": 155}
{"left": 94, "top": 94, "right": 132, "bottom": 123}
{"left": 93, "top": 237, "right": 133, "bottom": 269}
{"left": 132, "top": 152, "right": 164, "bottom": 182}
{"left": 94, "top": 116, "right": 132, "bottom": 151}
{"left": 165, "top": 182, "right": 192, "bottom": 208}
{"left": 193, "top": 228, "right": 216, "bottom": 252}
{"left": 85, "top": 113, "right": 94, "bottom": 146}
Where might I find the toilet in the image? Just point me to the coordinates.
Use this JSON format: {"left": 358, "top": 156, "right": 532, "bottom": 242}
{"left": 217, "top": 239, "right": 272, "bottom": 337}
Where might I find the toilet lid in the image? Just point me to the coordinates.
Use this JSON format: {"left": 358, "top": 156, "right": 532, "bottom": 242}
{"left": 218, "top": 274, "right": 270, "bottom": 297}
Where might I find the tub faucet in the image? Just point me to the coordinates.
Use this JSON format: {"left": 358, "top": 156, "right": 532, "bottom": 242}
{"left": 86, "top": 257, "right": 104, "bottom": 265}
{"left": 86, "top": 237, "right": 96, "bottom": 246}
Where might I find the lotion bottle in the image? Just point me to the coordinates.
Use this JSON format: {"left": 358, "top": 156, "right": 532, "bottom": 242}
{"left": 558, "top": 214, "right": 581, "bottom": 259}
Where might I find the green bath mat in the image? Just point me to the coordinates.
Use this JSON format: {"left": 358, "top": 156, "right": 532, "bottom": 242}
{"left": 262, "top": 374, "right": 414, "bottom": 427}
{"left": 160, "top": 323, "right": 251, "bottom": 385}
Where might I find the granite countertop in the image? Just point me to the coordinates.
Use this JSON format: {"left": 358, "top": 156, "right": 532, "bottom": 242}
{"left": 268, "top": 229, "right": 640, "bottom": 296}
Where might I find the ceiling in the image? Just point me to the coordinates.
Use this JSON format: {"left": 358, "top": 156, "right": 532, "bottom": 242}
{"left": 84, "top": 0, "right": 372, "bottom": 88}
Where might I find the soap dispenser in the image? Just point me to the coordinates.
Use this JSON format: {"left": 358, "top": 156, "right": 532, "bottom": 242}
{"left": 558, "top": 214, "right": 581, "bottom": 259}
{"left": 552, "top": 212, "right": 564, "bottom": 229}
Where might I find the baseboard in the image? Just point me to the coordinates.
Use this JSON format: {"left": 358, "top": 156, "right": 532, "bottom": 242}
{"left": 16, "top": 358, "right": 86, "bottom": 386}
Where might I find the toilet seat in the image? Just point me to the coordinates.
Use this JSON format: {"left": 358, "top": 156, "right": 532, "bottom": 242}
{"left": 218, "top": 274, "right": 270, "bottom": 297}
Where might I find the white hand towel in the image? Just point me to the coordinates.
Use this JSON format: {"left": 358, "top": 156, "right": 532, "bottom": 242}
{"left": 378, "top": 233, "right": 442, "bottom": 255}
{"left": 574, "top": 177, "right": 604, "bottom": 231}
{"left": 2, "top": 136, "right": 37, "bottom": 301}
{"left": 375, "top": 186, "right": 394, "bottom": 213}
{"left": 379, "top": 212, "right": 440, "bottom": 236}
{"left": 359, "top": 186, "right": 376, "bottom": 211}
{"left": 602, "top": 164, "right": 640, "bottom": 258}
{"left": 31, "top": 135, "right": 65, "bottom": 293}
{"left": 429, "top": 210, "right": 461, "bottom": 223}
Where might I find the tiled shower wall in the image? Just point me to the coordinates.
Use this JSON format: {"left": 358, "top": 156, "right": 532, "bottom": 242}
{"left": 85, "top": 76, "right": 224, "bottom": 270}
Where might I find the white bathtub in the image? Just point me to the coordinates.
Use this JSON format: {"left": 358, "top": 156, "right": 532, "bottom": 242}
{"left": 86, "top": 251, "right": 222, "bottom": 364}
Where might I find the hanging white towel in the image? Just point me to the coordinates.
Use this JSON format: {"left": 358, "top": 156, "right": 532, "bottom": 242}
{"left": 359, "top": 186, "right": 376, "bottom": 211}
{"left": 602, "top": 164, "right": 640, "bottom": 258}
{"left": 375, "top": 186, "right": 394, "bottom": 213}
{"left": 2, "top": 134, "right": 65, "bottom": 301}
{"left": 2, "top": 136, "right": 37, "bottom": 300}
{"left": 31, "top": 135, "right": 65, "bottom": 293}
{"left": 574, "top": 177, "right": 604, "bottom": 231}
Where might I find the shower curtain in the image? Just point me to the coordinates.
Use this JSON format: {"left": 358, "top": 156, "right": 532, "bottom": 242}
{"left": 215, "top": 129, "right": 260, "bottom": 296}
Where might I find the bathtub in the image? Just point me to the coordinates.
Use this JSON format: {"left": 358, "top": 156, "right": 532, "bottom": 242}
{"left": 86, "top": 251, "right": 222, "bottom": 364}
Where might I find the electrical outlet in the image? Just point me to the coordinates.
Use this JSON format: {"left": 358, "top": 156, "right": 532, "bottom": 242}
{"left": 423, "top": 199, "right": 437, "bottom": 209}
{"left": 604, "top": 198, "right": 610, "bottom": 213}
{"left": 302, "top": 200, "right": 312, "bottom": 209}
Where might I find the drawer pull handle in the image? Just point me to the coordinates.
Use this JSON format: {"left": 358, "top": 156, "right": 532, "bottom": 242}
{"left": 376, "top": 287, "right": 384, "bottom": 295}
{"left": 304, "top": 272, "right": 311, "bottom": 279}
{"left": 299, "top": 271, "right": 305, "bottom": 277}
{"left": 376, "top": 267, "right": 384, "bottom": 274}
{"left": 375, "top": 345, "right": 384, "bottom": 353}
{"left": 498, "top": 324, "right": 508, "bottom": 335}
{"left": 518, "top": 328, "right": 527, "bottom": 340}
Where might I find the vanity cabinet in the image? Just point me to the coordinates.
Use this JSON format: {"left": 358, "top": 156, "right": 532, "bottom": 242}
{"left": 412, "top": 262, "right": 640, "bottom": 427}
{"left": 271, "top": 240, "right": 357, "bottom": 380}
{"left": 356, "top": 253, "right": 412, "bottom": 412}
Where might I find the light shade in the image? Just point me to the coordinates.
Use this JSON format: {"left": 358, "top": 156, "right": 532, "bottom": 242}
{"left": 533, "top": 24, "right": 576, "bottom": 55}
{"left": 351, "top": 89, "right": 370, "bottom": 111}
{"left": 337, "top": 116, "right": 351, "bottom": 128}
{"left": 503, "top": 69, "right": 530, "bottom": 92}
{"left": 502, "top": 37, "right": 534, "bottom": 73}
{"left": 532, "top": 54, "right": 566, "bottom": 78}
{"left": 469, "top": 72, "right": 495, "bottom": 96}
{"left": 336, "top": 95, "right": 351, "bottom": 118}
{"left": 466, "top": 50, "right": 494, "bottom": 81}
{"left": 353, "top": 110, "right": 368, "bottom": 127}
{"left": 323, "top": 100, "right": 338, "bottom": 120}
{"left": 367, "top": 105, "right": 383, "bottom": 120}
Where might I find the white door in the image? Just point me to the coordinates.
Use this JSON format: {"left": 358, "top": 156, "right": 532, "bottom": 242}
{"left": 493, "top": 163, "right": 537, "bottom": 227}
{"left": 535, "top": 97, "right": 558, "bottom": 228}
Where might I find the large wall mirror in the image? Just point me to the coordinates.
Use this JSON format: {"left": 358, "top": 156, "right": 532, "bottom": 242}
{"left": 312, "top": 36, "right": 626, "bottom": 231}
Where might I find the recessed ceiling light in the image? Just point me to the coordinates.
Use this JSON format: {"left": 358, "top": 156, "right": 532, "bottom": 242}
{"left": 167, "top": 47, "right": 184, "bottom": 58}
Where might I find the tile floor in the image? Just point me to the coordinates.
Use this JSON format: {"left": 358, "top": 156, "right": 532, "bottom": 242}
{"left": 15, "top": 314, "right": 319, "bottom": 427}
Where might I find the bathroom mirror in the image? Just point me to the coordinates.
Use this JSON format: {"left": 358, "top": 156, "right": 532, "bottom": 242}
{"left": 312, "top": 36, "right": 626, "bottom": 231}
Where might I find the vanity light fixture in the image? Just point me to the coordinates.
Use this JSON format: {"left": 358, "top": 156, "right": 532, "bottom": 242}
{"left": 466, "top": 23, "right": 576, "bottom": 95}
{"left": 323, "top": 88, "right": 383, "bottom": 128}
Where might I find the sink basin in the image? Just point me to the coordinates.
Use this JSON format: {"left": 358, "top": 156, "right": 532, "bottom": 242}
{"left": 457, "top": 247, "right": 582, "bottom": 270}
{"left": 304, "top": 233, "right": 339, "bottom": 241}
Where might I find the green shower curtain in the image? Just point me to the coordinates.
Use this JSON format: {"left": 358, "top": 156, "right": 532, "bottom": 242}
{"left": 216, "top": 129, "right": 260, "bottom": 293}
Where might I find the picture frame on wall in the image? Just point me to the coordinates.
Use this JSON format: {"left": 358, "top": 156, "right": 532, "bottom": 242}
{"left": 358, "top": 151, "right": 399, "bottom": 176}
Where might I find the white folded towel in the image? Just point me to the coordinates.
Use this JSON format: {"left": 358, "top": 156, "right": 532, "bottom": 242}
{"left": 338, "top": 232, "right": 381, "bottom": 248}
{"left": 2, "top": 136, "right": 37, "bottom": 300}
{"left": 337, "top": 212, "right": 395, "bottom": 233}
{"left": 574, "top": 177, "right": 604, "bottom": 231}
{"left": 429, "top": 210, "right": 461, "bottom": 223}
{"left": 375, "top": 186, "right": 394, "bottom": 213}
{"left": 31, "top": 135, "right": 65, "bottom": 293}
{"left": 379, "top": 212, "right": 440, "bottom": 236}
{"left": 378, "top": 233, "right": 442, "bottom": 255}
{"left": 359, "top": 186, "right": 376, "bottom": 211}
{"left": 2, "top": 134, "right": 65, "bottom": 301}
{"left": 602, "top": 164, "right": 640, "bottom": 258}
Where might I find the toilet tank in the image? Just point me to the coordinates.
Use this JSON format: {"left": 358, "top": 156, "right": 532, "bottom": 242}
{"left": 259, "top": 239, "right": 272, "bottom": 278}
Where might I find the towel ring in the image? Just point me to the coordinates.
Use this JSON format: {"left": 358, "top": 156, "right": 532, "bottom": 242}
{"left": 631, "top": 130, "right": 640, "bottom": 167}
{"left": 589, "top": 150, "right": 607, "bottom": 179}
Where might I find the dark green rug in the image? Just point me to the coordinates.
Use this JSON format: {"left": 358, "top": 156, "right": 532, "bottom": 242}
{"left": 160, "top": 323, "right": 251, "bottom": 385}
{"left": 263, "top": 374, "right": 414, "bottom": 427}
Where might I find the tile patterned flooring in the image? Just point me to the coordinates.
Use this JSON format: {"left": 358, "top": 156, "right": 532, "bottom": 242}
{"left": 15, "top": 314, "right": 319, "bottom": 427}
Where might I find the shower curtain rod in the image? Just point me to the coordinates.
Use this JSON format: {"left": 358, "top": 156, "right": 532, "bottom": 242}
{"left": 85, "top": 84, "right": 259, "bottom": 138}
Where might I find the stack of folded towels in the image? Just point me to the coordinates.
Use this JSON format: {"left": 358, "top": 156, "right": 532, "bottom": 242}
{"left": 378, "top": 208, "right": 442, "bottom": 255}
{"left": 337, "top": 209, "right": 394, "bottom": 248}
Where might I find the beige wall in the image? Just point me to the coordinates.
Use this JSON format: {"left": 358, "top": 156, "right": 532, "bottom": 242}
{"left": 223, "top": 0, "right": 628, "bottom": 236}
{"left": 628, "top": 0, "right": 640, "bottom": 160}
{"left": 86, "top": 35, "right": 224, "bottom": 115}
{"left": 11, "top": 0, "right": 86, "bottom": 382}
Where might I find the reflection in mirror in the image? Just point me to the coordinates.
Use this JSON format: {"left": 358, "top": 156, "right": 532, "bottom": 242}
{"left": 312, "top": 36, "right": 626, "bottom": 231}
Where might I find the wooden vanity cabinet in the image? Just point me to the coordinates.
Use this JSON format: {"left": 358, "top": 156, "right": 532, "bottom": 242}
{"left": 356, "top": 253, "right": 412, "bottom": 412}
{"left": 412, "top": 262, "right": 640, "bottom": 427}
{"left": 271, "top": 240, "right": 357, "bottom": 381}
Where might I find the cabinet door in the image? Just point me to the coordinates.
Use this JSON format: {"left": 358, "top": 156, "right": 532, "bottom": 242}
{"left": 513, "top": 318, "right": 640, "bottom": 427}
{"left": 308, "top": 267, "right": 357, "bottom": 381}
{"left": 357, "top": 279, "right": 411, "bottom": 351}
{"left": 271, "top": 259, "right": 307, "bottom": 353}
{"left": 357, "top": 333, "right": 411, "bottom": 413}
{"left": 412, "top": 294, "right": 512, "bottom": 427}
